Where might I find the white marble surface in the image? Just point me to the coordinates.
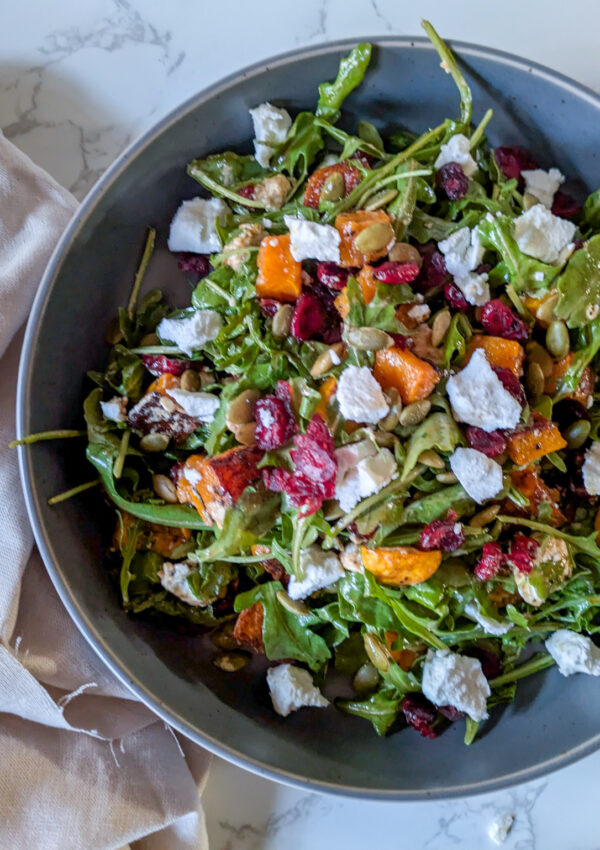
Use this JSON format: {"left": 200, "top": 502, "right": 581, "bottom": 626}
{"left": 4, "top": 1, "right": 600, "bottom": 847}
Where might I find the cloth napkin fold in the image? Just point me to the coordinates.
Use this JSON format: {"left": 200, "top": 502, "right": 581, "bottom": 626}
{"left": 0, "top": 131, "right": 211, "bottom": 850}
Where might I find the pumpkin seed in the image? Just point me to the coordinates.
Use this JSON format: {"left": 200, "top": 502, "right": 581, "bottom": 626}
{"left": 363, "top": 634, "right": 390, "bottom": 672}
{"left": 226, "top": 389, "right": 260, "bottom": 428}
{"left": 310, "top": 342, "right": 346, "bottom": 377}
{"left": 152, "top": 473, "right": 178, "bottom": 503}
{"left": 525, "top": 361, "right": 545, "bottom": 399}
{"left": 199, "top": 369, "right": 216, "bottom": 388}
{"left": 373, "top": 431, "right": 395, "bottom": 448}
{"left": 210, "top": 621, "right": 238, "bottom": 650}
{"left": 526, "top": 341, "right": 554, "bottom": 378}
{"left": 159, "top": 396, "right": 179, "bottom": 413}
{"left": 431, "top": 310, "right": 451, "bottom": 348}
{"left": 344, "top": 326, "right": 392, "bottom": 351}
{"left": 140, "top": 432, "right": 170, "bottom": 453}
{"left": 546, "top": 320, "right": 570, "bottom": 359}
{"left": 494, "top": 451, "right": 508, "bottom": 466}
{"left": 104, "top": 316, "right": 123, "bottom": 345}
{"left": 436, "top": 471, "right": 457, "bottom": 484}
{"left": 565, "top": 419, "right": 591, "bottom": 449}
{"left": 378, "top": 409, "right": 400, "bottom": 431}
{"left": 140, "top": 332, "right": 160, "bottom": 346}
{"left": 276, "top": 590, "right": 309, "bottom": 616}
{"left": 469, "top": 504, "right": 500, "bottom": 528}
{"left": 364, "top": 188, "right": 398, "bottom": 211}
{"left": 213, "top": 652, "right": 250, "bottom": 673}
{"left": 180, "top": 369, "right": 201, "bottom": 391}
{"left": 231, "top": 421, "right": 256, "bottom": 446}
{"left": 272, "top": 304, "right": 294, "bottom": 338}
{"left": 353, "top": 221, "right": 395, "bottom": 255}
{"left": 522, "top": 192, "right": 540, "bottom": 211}
{"left": 535, "top": 292, "right": 559, "bottom": 325}
{"left": 417, "top": 449, "right": 445, "bottom": 469}
{"left": 399, "top": 399, "right": 431, "bottom": 426}
{"left": 352, "top": 662, "right": 380, "bottom": 693}
{"left": 533, "top": 394, "right": 553, "bottom": 419}
{"left": 320, "top": 170, "right": 345, "bottom": 202}
{"left": 388, "top": 242, "right": 422, "bottom": 265}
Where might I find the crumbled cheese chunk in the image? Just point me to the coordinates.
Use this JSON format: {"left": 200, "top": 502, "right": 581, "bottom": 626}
{"left": 335, "top": 438, "right": 396, "bottom": 512}
{"left": 249, "top": 102, "right": 292, "bottom": 168}
{"left": 165, "top": 388, "right": 219, "bottom": 423}
{"left": 287, "top": 546, "right": 345, "bottom": 600}
{"left": 168, "top": 197, "right": 230, "bottom": 254}
{"left": 421, "top": 648, "right": 490, "bottom": 721}
{"left": 283, "top": 215, "right": 341, "bottom": 262}
{"left": 522, "top": 167, "right": 564, "bottom": 208}
{"left": 464, "top": 601, "right": 513, "bottom": 636}
{"left": 546, "top": 629, "right": 600, "bottom": 676}
{"left": 254, "top": 174, "right": 292, "bottom": 210}
{"left": 262, "top": 218, "right": 273, "bottom": 228}
{"left": 446, "top": 348, "right": 522, "bottom": 432}
{"left": 513, "top": 204, "right": 576, "bottom": 264}
{"left": 267, "top": 663, "right": 329, "bottom": 717}
{"left": 336, "top": 365, "right": 389, "bottom": 424}
{"left": 100, "top": 396, "right": 127, "bottom": 422}
{"left": 434, "top": 133, "right": 478, "bottom": 177}
{"left": 488, "top": 813, "right": 515, "bottom": 845}
{"left": 157, "top": 310, "right": 223, "bottom": 356}
{"left": 449, "top": 447, "right": 503, "bottom": 504}
{"left": 158, "top": 562, "right": 204, "bottom": 607}
{"left": 582, "top": 441, "right": 600, "bottom": 495}
{"left": 438, "top": 226, "right": 489, "bottom": 305}
{"left": 223, "top": 222, "right": 265, "bottom": 271}
{"left": 407, "top": 304, "right": 431, "bottom": 322}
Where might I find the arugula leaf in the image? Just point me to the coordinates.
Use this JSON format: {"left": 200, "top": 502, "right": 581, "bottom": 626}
{"left": 443, "top": 312, "right": 473, "bottom": 367}
{"left": 555, "top": 235, "right": 600, "bottom": 327}
{"left": 103, "top": 345, "right": 145, "bottom": 401}
{"left": 477, "top": 214, "right": 559, "bottom": 292}
{"left": 188, "top": 151, "right": 265, "bottom": 188}
{"left": 271, "top": 113, "right": 324, "bottom": 181}
{"left": 187, "top": 561, "right": 236, "bottom": 606}
{"left": 316, "top": 44, "right": 372, "bottom": 121}
{"left": 402, "top": 412, "right": 463, "bottom": 480}
{"left": 337, "top": 687, "right": 402, "bottom": 736}
{"left": 195, "top": 484, "right": 280, "bottom": 561}
{"left": 364, "top": 283, "right": 414, "bottom": 331}
{"left": 363, "top": 572, "right": 446, "bottom": 649}
{"left": 582, "top": 188, "right": 600, "bottom": 231}
{"left": 421, "top": 20, "right": 471, "bottom": 126}
{"left": 553, "top": 318, "right": 600, "bottom": 399}
{"left": 337, "top": 573, "right": 399, "bottom": 631}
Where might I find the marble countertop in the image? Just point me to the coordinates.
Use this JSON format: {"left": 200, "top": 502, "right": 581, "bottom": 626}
{"left": 4, "top": 2, "right": 600, "bottom": 848}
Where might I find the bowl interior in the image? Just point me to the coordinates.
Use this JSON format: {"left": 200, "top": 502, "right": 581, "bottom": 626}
{"left": 18, "top": 37, "right": 600, "bottom": 798}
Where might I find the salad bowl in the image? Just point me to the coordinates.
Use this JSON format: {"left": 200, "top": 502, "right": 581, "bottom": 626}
{"left": 16, "top": 32, "right": 600, "bottom": 798}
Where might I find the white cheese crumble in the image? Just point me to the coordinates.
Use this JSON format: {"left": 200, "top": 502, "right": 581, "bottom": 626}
{"left": 449, "top": 447, "right": 503, "bottom": 504}
{"left": 165, "top": 388, "right": 220, "bottom": 423}
{"left": 266, "top": 663, "right": 329, "bottom": 717}
{"left": 157, "top": 310, "right": 223, "bottom": 356}
{"left": 582, "top": 441, "right": 600, "bottom": 495}
{"left": 438, "top": 226, "right": 489, "bottom": 305}
{"left": 513, "top": 204, "right": 576, "bottom": 264}
{"left": 434, "top": 133, "right": 478, "bottom": 177}
{"left": 407, "top": 304, "right": 431, "bottom": 322}
{"left": 100, "top": 396, "right": 127, "bottom": 423}
{"left": 522, "top": 167, "right": 564, "bottom": 208}
{"left": 488, "top": 813, "right": 515, "bottom": 845}
{"left": 254, "top": 174, "right": 291, "bottom": 210}
{"left": 464, "top": 601, "right": 513, "bottom": 636}
{"left": 546, "top": 630, "right": 600, "bottom": 676}
{"left": 421, "top": 648, "right": 490, "bottom": 722}
{"left": 336, "top": 365, "right": 389, "bottom": 424}
{"left": 249, "top": 102, "right": 292, "bottom": 168}
{"left": 168, "top": 197, "right": 230, "bottom": 254}
{"left": 283, "top": 215, "right": 341, "bottom": 262}
{"left": 158, "top": 562, "right": 204, "bottom": 607}
{"left": 335, "top": 438, "right": 396, "bottom": 513}
{"left": 446, "top": 348, "right": 522, "bottom": 432}
{"left": 287, "top": 546, "right": 345, "bottom": 600}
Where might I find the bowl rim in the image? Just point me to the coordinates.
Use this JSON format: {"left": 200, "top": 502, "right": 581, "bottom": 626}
{"left": 16, "top": 33, "right": 600, "bottom": 801}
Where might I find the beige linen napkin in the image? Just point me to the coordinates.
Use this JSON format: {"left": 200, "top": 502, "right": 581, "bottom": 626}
{"left": 0, "top": 132, "right": 211, "bottom": 850}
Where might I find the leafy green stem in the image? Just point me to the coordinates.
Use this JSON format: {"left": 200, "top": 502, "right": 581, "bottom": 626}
{"left": 9, "top": 429, "right": 86, "bottom": 449}
{"left": 127, "top": 227, "right": 156, "bottom": 319}
{"left": 48, "top": 478, "right": 101, "bottom": 506}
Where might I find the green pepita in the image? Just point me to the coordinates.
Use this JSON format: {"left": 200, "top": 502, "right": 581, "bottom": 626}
{"left": 546, "top": 320, "right": 570, "bottom": 360}
{"left": 564, "top": 419, "right": 591, "bottom": 449}
{"left": 320, "top": 171, "right": 345, "bottom": 202}
{"left": 180, "top": 369, "right": 201, "bottom": 391}
{"left": 140, "top": 332, "right": 160, "bottom": 347}
{"left": 352, "top": 662, "right": 380, "bottom": 693}
{"left": 417, "top": 449, "right": 445, "bottom": 469}
{"left": 310, "top": 343, "right": 346, "bottom": 377}
{"left": 364, "top": 188, "right": 399, "bottom": 211}
{"left": 431, "top": 310, "right": 451, "bottom": 348}
{"left": 272, "top": 304, "right": 294, "bottom": 338}
{"left": 535, "top": 292, "right": 559, "bottom": 325}
{"left": 526, "top": 341, "right": 554, "bottom": 378}
{"left": 533, "top": 394, "right": 553, "bottom": 419}
{"left": 213, "top": 652, "right": 250, "bottom": 673}
{"left": 525, "top": 361, "right": 545, "bottom": 399}
{"left": 469, "top": 504, "right": 500, "bottom": 528}
{"left": 353, "top": 221, "right": 395, "bottom": 255}
{"left": 152, "top": 473, "right": 178, "bottom": 503}
{"left": 140, "top": 432, "right": 170, "bottom": 453}
{"left": 210, "top": 621, "right": 239, "bottom": 651}
{"left": 436, "top": 471, "right": 458, "bottom": 484}
{"left": 344, "top": 326, "right": 392, "bottom": 351}
{"left": 388, "top": 242, "right": 422, "bottom": 265}
{"left": 399, "top": 399, "right": 431, "bottom": 427}
{"left": 363, "top": 634, "right": 390, "bottom": 672}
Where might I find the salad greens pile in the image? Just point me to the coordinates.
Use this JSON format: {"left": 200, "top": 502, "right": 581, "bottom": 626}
{"left": 26, "top": 21, "right": 600, "bottom": 742}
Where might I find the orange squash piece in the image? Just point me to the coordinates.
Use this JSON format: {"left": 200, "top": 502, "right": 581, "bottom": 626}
{"left": 373, "top": 346, "right": 439, "bottom": 404}
{"left": 466, "top": 335, "right": 525, "bottom": 377}
{"left": 314, "top": 376, "right": 337, "bottom": 423}
{"left": 361, "top": 545, "right": 441, "bottom": 586}
{"left": 545, "top": 354, "right": 595, "bottom": 406}
{"left": 146, "top": 373, "right": 180, "bottom": 396}
{"left": 384, "top": 631, "right": 423, "bottom": 670}
{"left": 507, "top": 467, "right": 565, "bottom": 527}
{"left": 523, "top": 291, "right": 555, "bottom": 328}
{"left": 334, "top": 266, "right": 378, "bottom": 319}
{"left": 303, "top": 161, "right": 361, "bottom": 208}
{"left": 233, "top": 602, "right": 265, "bottom": 652}
{"left": 335, "top": 210, "right": 394, "bottom": 268}
{"left": 506, "top": 413, "right": 567, "bottom": 466}
{"left": 113, "top": 512, "right": 191, "bottom": 558}
{"left": 256, "top": 233, "right": 302, "bottom": 302}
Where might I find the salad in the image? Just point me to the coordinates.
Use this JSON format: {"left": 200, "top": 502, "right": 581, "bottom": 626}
{"left": 27, "top": 21, "right": 600, "bottom": 742}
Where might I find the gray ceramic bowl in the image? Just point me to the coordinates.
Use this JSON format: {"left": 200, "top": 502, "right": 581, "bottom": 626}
{"left": 16, "top": 36, "right": 600, "bottom": 799}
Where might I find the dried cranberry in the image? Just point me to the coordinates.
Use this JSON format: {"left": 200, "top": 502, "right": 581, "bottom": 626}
{"left": 388, "top": 332, "right": 414, "bottom": 350}
{"left": 255, "top": 396, "right": 296, "bottom": 450}
{"left": 316, "top": 262, "right": 351, "bottom": 291}
{"left": 291, "top": 288, "right": 342, "bottom": 343}
{"left": 418, "top": 246, "right": 448, "bottom": 290}
{"left": 444, "top": 282, "right": 468, "bottom": 311}
{"left": 465, "top": 426, "right": 507, "bottom": 458}
{"left": 551, "top": 191, "right": 580, "bottom": 220}
{"left": 436, "top": 161, "right": 469, "bottom": 200}
{"left": 474, "top": 542, "right": 505, "bottom": 581}
{"left": 420, "top": 510, "right": 465, "bottom": 552}
{"left": 176, "top": 253, "right": 211, "bottom": 277}
{"left": 259, "top": 298, "right": 281, "bottom": 317}
{"left": 262, "top": 467, "right": 289, "bottom": 492}
{"left": 438, "top": 705, "right": 466, "bottom": 722}
{"left": 372, "top": 261, "right": 421, "bottom": 285}
{"left": 465, "top": 646, "right": 502, "bottom": 680}
{"left": 347, "top": 521, "right": 377, "bottom": 541}
{"left": 169, "top": 461, "right": 184, "bottom": 485}
{"left": 481, "top": 299, "right": 528, "bottom": 342}
{"left": 494, "top": 146, "right": 537, "bottom": 184}
{"left": 401, "top": 693, "right": 440, "bottom": 739}
{"left": 493, "top": 367, "right": 526, "bottom": 405}
{"left": 352, "top": 150, "right": 373, "bottom": 169}
{"left": 141, "top": 354, "right": 192, "bottom": 377}
{"left": 507, "top": 533, "right": 539, "bottom": 574}
{"left": 237, "top": 184, "right": 255, "bottom": 199}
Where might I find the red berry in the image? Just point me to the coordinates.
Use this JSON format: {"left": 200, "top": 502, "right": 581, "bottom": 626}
{"left": 465, "top": 426, "right": 507, "bottom": 458}
{"left": 494, "top": 146, "right": 537, "bottom": 183}
{"left": 316, "top": 262, "right": 351, "bottom": 291}
{"left": 465, "top": 646, "right": 502, "bottom": 680}
{"left": 290, "top": 289, "right": 341, "bottom": 343}
{"left": 493, "top": 367, "right": 526, "bottom": 405}
{"left": 507, "top": 534, "right": 539, "bottom": 574}
{"left": 444, "top": 282, "right": 468, "bottom": 311}
{"left": 438, "top": 705, "right": 465, "bottom": 722}
{"left": 401, "top": 693, "right": 440, "bottom": 739}
{"left": 551, "top": 191, "right": 580, "bottom": 219}
{"left": 474, "top": 542, "right": 505, "bottom": 581}
{"left": 419, "top": 246, "right": 448, "bottom": 290}
{"left": 481, "top": 299, "right": 528, "bottom": 341}
{"left": 237, "top": 184, "right": 255, "bottom": 199}
{"left": 436, "top": 161, "right": 469, "bottom": 200}
{"left": 141, "top": 354, "right": 192, "bottom": 377}
{"left": 372, "top": 261, "right": 421, "bottom": 284}
{"left": 176, "top": 253, "right": 211, "bottom": 277}
{"left": 420, "top": 510, "right": 465, "bottom": 552}
{"left": 255, "top": 396, "right": 296, "bottom": 450}
{"left": 387, "top": 333, "right": 414, "bottom": 350}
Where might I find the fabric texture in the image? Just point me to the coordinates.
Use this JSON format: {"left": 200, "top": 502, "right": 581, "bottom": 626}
{"left": 0, "top": 131, "right": 210, "bottom": 850}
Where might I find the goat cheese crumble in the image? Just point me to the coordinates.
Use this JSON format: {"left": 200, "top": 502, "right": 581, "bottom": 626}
{"left": 464, "top": 601, "right": 513, "bottom": 636}
{"left": 158, "top": 562, "right": 204, "bottom": 607}
{"left": 100, "top": 397, "right": 127, "bottom": 423}
{"left": 449, "top": 447, "right": 503, "bottom": 504}
{"left": 168, "top": 197, "right": 230, "bottom": 254}
{"left": 546, "top": 629, "right": 600, "bottom": 676}
{"left": 438, "top": 226, "right": 490, "bottom": 305}
{"left": 266, "top": 663, "right": 329, "bottom": 716}
{"left": 157, "top": 310, "right": 223, "bottom": 356}
{"left": 283, "top": 215, "right": 341, "bottom": 262}
{"left": 513, "top": 204, "right": 576, "bottom": 264}
{"left": 521, "top": 167, "right": 564, "bottom": 208}
{"left": 249, "top": 102, "right": 292, "bottom": 168}
{"left": 421, "top": 648, "right": 490, "bottom": 721}
{"left": 165, "top": 388, "right": 220, "bottom": 423}
{"left": 446, "top": 348, "right": 522, "bottom": 432}
{"left": 336, "top": 365, "right": 389, "bottom": 424}
{"left": 434, "top": 133, "right": 478, "bottom": 177}
{"left": 287, "top": 546, "right": 345, "bottom": 600}
{"left": 582, "top": 441, "right": 600, "bottom": 495}
{"left": 335, "top": 438, "right": 396, "bottom": 513}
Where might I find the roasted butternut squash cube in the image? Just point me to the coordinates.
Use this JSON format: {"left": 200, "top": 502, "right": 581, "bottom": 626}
{"left": 373, "top": 346, "right": 439, "bottom": 404}
{"left": 256, "top": 233, "right": 302, "bottom": 302}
